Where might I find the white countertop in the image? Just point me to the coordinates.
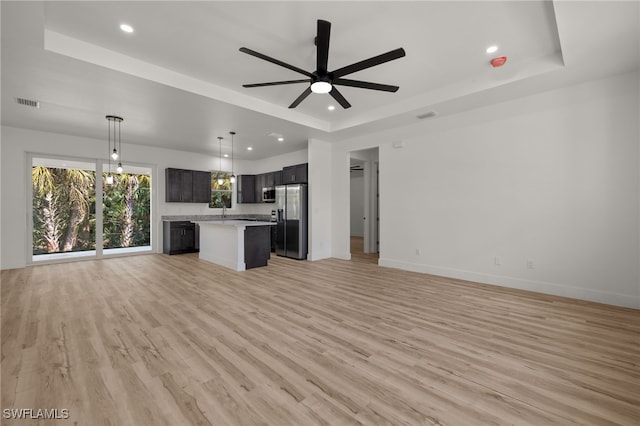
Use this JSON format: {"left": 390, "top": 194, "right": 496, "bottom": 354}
{"left": 193, "top": 220, "right": 275, "bottom": 227}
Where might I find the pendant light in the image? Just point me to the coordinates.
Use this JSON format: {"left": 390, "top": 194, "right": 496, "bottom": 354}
{"left": 217, "top": 136, "right": 224, "bottom": 185}
{"left": 106, "top": 115, "right": 124, "bottom": 180}
{"left": 229, "top": 131, "right": 236, "bottom": 184}
{"left": 106, "top": 124, "right": 113, "bottom": 185}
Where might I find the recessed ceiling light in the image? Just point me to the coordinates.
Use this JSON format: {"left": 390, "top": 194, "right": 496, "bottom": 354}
{"left": 247, "top": 147, "right": 253, "bottom": 151}
{"left": 120, "top": 24, "right": 134, "bottom": 33}
{"left": 327, "top": 105, "right": 335, "bottom": 111}
{"left": 486, "top": 45, "right": 498, "bottom": 54}
{"left": 223, "top": 154, "right": 229, "bottom": 158}
{"left": 277, "top": 137, "right": 284, "bottom": 142}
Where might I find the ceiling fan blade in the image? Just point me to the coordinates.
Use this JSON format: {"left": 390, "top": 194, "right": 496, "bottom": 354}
{"left": 239, "top": 47, "right": 313, "bottom": 78}
{"left": 289, "top": 87, "right": 313, "bottom": 108}
{"left": 333, "top": 78, "right": 399, "bottom": 92}
{"left": 243, "top": 79, "right": 311, "bottom": 88}
{"left": 329, "top": 86, "right": 351, "bottom": 109}
{"left": 316, "top": 20, "right": 331, "bottom": 75}
{"left": 331, "top": 47, "right": 406, "bottom": 78}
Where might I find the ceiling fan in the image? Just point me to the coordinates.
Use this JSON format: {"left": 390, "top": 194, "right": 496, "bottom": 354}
{"left": 239, "top": 19, "right": 406, "bottom": 109}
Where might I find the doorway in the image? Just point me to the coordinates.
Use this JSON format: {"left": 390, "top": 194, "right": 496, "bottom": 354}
{"left": 349, "top": 148, "right": 379, "bottom": 263}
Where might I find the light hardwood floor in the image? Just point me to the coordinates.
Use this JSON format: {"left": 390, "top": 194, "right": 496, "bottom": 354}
{"left": 2, "top": 253, "right": 639, "bottom": 425}
{"left": 349, "top": 237, "right": 379, "bottom": 264}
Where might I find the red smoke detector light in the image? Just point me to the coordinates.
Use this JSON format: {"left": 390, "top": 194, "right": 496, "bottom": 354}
{"left": 490, "top": 56, "right": 507, "bottom": 68}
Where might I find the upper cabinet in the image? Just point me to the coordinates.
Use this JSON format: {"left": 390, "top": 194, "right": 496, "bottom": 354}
{"left": 192, "top": 170, "right": 213, "bottom": 203}
{"left": 282, "top": 163, "right": 308, "bottom": 184}
{"left": 237, "top": 174, "right": 256, "bottom": 204}
{"left": 166, "top": 168, "right": 211, "bottom": 203}
{"left": 236, "top": 164, "right": 307, "bottom": 204}
{"left": 253, "top": 171, "right": 278, "bottom": 201}
{"left": 274, "top": 170, "right": 283, "bottom": 186}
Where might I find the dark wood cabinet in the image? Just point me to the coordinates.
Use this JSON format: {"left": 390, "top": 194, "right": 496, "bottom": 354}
{"left": 237, "top": 166, "right": 306, "bottom": 203}
{"left": 236, "top": 174, "right": 256, "bottom": 203}
{"left": 254, "top": 173, "right": 265, "bottom": 202}
{"left": 163, "top": 221, "right": 198, "bottom": 254}
{"left": 262, "top": 171, "right": 277, "bottom": 187}
{"left": 282, "top": 163, "right": 308, "bottom": 184}
{"left": 166, "top": 168, "right": 192, "bottom": 202}
{"left": 244, "top": 226, "right": 271, "bottom": 269}
{"left": 192, "top": 170, "right": 212, "bottom": 203}
{"left": 274, "top": 170, "right": 283, "bottom": 186}
{"left": 166, "top": 168, "right": 211, "bottom": 203}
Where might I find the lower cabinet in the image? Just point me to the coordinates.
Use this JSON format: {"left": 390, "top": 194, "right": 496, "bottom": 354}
{"left": 163, "top": 221, "right": 199, "bottom": 254}
{"left": 244, "top": 226, "right": 271, "bottom": 269}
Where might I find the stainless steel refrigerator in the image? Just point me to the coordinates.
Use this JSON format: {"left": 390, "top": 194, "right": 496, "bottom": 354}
{"left": 275, "top": 184, "right": 308, "bottom": 260}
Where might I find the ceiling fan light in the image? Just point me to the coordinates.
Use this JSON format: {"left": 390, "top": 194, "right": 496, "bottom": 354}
{"left": 311, "top": 81, "right": 332, "bottom": 94}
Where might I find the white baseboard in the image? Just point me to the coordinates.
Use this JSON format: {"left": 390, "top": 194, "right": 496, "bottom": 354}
{"left": 379, "top": 258, "right": 639, "bottom": 310}
{"left": 308, "top": 249, "right": 332, "bottom": 261}
{"left": 332, "top": 252, "right": 351, "bottom": 261}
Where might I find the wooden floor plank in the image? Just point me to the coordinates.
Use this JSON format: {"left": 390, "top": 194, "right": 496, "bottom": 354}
{"left": 2, "top": 252, "right": 639, "bottom": 425}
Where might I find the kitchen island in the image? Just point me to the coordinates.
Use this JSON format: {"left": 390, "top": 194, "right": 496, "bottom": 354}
{"left": 193, "top": 220, "right": 275, "bottom": 271}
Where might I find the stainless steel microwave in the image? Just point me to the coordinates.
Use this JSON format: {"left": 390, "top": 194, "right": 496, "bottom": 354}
{"left": 262, "top": 187, "right": 276, "bottom": 203}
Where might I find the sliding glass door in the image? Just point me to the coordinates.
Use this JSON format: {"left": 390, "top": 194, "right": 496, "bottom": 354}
{"left": 103, "top": 165, "right": 152, "bottom": 254}
{"left": 30, "top": 156, "right": 152, "bottom": 263}
{"left": 32, "top": 157, "right": 97, "bottom": 261}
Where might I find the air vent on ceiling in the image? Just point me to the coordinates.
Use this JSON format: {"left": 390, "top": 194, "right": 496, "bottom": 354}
{"left": 416, "top": 111, "right": 437, "bottom": 120}
{"left": 16, "top": 97, "right": 40, "bottom": 108}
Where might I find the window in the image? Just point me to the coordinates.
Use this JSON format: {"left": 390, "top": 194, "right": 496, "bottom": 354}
{"left": 30, "top": 155, "right": 153, "bottom": 263}
{"left": 210, "top": 173, "right": 233, "bottom": 209}
{"left": 103, "top": 167, "right": 151, "bottom": 251}
{"left": 32, "top": 158, "right": 96, "bottom": 259}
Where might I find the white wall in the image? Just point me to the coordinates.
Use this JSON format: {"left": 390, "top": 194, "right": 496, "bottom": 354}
{"left": 350, "top": 171, "right": 364, "bottom": 237}
{"left": 251, "top": 149, "right": 308, "bottom": 175}
{"left": 308, "top": 138, "right": 332, "bottom": 261}
{"left": 332, "top": 71, "right": 640, "bottom": 308}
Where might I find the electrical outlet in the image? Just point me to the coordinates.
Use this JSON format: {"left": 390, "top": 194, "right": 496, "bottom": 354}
{"left": 527, "top": 259, "right": 535, "bottom": 269}
{"left": 494, "top": 256, "right": 502, "bottom": 266}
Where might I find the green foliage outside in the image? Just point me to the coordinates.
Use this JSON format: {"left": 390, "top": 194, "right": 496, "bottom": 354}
{"left": 32, "top": 166, "right": 150, "bottom": 255}
{"left": 210, "top": 174, "right": 232, "bottom": 208}
{"left": 103, "top": 173, "right": 151, "bottom": 249}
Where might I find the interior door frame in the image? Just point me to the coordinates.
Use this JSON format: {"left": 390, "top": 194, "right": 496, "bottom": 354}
{"left": 349, "top": 148, "right": 379, "bottom": 255}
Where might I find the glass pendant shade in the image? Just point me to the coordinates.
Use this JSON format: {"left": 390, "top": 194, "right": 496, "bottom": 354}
{"left": 106, "top": 175, "right": 114, "bottom": 185}
{"left": 117, "top": 163, "right": 123, "bottom": 173}
{"left": 111, "top": 149, "right": 118, "bottom": 160}
{"left": 230, "top": 174, "right": 236, "bottom": 184}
